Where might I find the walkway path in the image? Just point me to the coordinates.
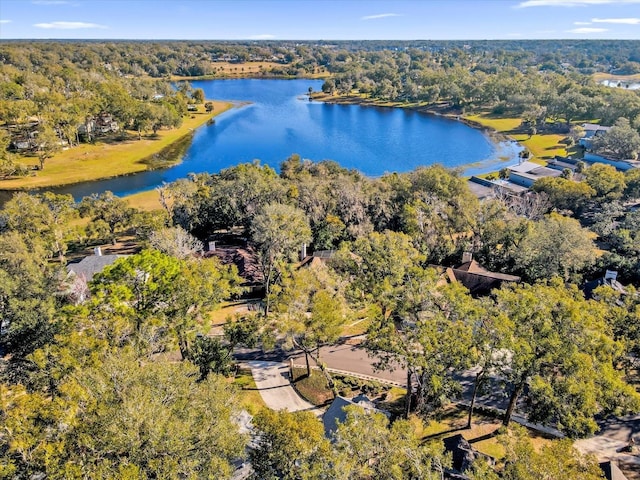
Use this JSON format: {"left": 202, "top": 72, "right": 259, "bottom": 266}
{"left": 245, "top": 360, "right": 323, "bottom": 416}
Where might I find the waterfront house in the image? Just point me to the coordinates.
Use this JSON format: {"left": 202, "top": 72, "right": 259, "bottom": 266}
{"left": 579, "top": 123, "right": 611, "bottom": 149}
{"left": 507, "top": 161, "right": 562, "bottom": 188}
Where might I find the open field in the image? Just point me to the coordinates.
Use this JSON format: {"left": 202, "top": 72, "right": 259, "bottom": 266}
{"left": 171, "top": 61, "right": 328, "bottom": 80}
{"left": 464, "top": 113, "right": 568, "bottom": 160}
{"left": 0, "top": 101, "right": 231, "bottom": 190}
{"left": 592, "top": 72, "right": 640, "bottom": 83}
{"left": 124, "top": 189, "right": 165, "bottom": 211}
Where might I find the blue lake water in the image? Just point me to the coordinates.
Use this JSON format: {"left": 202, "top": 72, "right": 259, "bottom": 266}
{"left": 46, "top": 78, "right": 522, "bottom": 199}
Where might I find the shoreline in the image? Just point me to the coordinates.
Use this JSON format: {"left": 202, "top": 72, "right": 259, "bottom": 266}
{"left": 0, "top": 100, "right": 233, "bottom": 193}
{"left": 312, "top": 93, "right": 568, "bottom": 164}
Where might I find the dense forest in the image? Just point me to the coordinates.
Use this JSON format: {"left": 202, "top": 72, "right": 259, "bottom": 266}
{"left": 1, "top": 39, "right": 640, "bottom": 478}
{"left": 1, "top": 159, "right": 639, "bottom": 478}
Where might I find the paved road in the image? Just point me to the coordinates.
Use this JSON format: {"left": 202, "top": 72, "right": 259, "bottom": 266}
{"left": 246, "top": 360, "right": 323, "bottom": 416}
{"left": 575, "top": 414, "right": 640, "bottom": 470}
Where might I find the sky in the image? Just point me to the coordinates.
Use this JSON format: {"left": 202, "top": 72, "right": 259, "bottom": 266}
{"left": 0, "top": 0, "right": 639, "bottom": 40}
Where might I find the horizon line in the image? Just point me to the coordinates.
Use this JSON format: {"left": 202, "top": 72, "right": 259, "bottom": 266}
{"left": 1, "top": 37, "right": 638, "bottom": 41}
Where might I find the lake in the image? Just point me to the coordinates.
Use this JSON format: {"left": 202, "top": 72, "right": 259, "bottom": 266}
{"left": 47, "top": 78, "right": 522, "bottom": 199}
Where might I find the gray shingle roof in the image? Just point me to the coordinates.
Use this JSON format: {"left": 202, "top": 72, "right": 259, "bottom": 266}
{"left": 67, "top": 255, "right": 125, "bottom": 282}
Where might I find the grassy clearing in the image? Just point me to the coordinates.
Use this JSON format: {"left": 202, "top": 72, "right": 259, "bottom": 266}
{"left": 511, "top": 132, "right": 567, "bottom": 159}
{"left": 124, "top": 189, "right": 164, "bottom": 211}
{"left": 0, "top": 101, "right": 231, "bottom": 190}
{"left": 234, "top": 368, "right": 267, "bottom": 415}
{"left": 207, "top": 300, "right": 261, "bottom": 336}
{"left": 172, "top": 61, "right": 328, "bottom": 80}
{"left": 465, "top": 113, "right": 567, "bottom": 160}
{"left": 592, "top": 72, "right": 640, "bottom": 83}
{"left": 420, "top": 405, "right": 553, "bottom": 460}
{"left": 464, "top": 114, "right": 521, "bottom": 133}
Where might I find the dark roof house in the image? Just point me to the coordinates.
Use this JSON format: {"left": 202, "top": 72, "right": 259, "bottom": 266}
{"left": 433, "top": 254, "right": 521, "bottom": 296}
{"left": 582, "top": 270, "right": 628, "bottom": 300}
{"left": 322, "top": 395, "right": 386, "bottom": 438}
{"left": 66, "top": 248, "right": 125, "bottom": 283}
{"left": 442, "top": 434, "right": 495, "bottom": 480}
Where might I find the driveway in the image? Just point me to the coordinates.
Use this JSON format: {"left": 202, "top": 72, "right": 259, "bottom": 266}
{"left": 246, "top": 360, "right": 323, "bottom": 416}
{"left": 574, "top": 414, "right": 640, "bottom": 475}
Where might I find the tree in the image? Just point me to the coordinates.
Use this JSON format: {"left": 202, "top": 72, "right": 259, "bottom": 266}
{"left": 466, "top": 298, "right": 512, "bottom": 428}
{"left": 532, "top": 177, "right": 594, "bottom": 213}
{"left": 592, "top": 117, "right": 640, "bottom": 160}
{"left": 366, "top": 267, "right": 474, "bottom": 418}
{"left": 190, "top": 335, "right": 234, "bottom": 379}
{"left": 192, "top": 87, "right": 205, "bottom": 104}
{"left": 204, "top": 101, "right": 214, "bottom": 112}
{"left": 91, "top": 250, "right": 241, "bottom": 358}
{"left": 251, "top": 202, "right": 312, "bottom": 313}
{"left": 35, "top": 123, "right": 61, "bottom": 170}
{"left": 250, "top": 409, "right": 330, "bottom": 480}
{"left": 329, "top": 406, "right": 449, "bottom": 480}
{"left": 271, "top": 266, "right": 347, "bottom": 378}
{"left": 2, "top": 351, "right": 247, "bottom": 478}
{"left": 624, "top": 167, "right": 640, "bottom": 200}
{"left": 514, "top": 212, "right": 596, "bottom": 282}
{"left": 585, "top": 163, "right": 627, "bottom": 200}
{"left": 0, "top": 192, "right": 77, "bottom": 261}
{"left": 133, "top": 101, "right": 157, "bottom": 139}
{"left": 500, "top": 425, "right": 603, "bottom": 480}
{"left": 0, "top": 231, "right": 58, "bottom": 366}
{"left": 79, "top": 191, "right": 135, "bottom": 244}
{"left": 494, "top": 280, "right": 639, "bottom": 436}
{"left": 333, "top": 230, "right": 425, "bottom": 320}
{"left": 148, "top": 225, "right": 202, "bottom": 258}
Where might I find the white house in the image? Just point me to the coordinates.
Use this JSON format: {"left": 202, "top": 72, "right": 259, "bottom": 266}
{"left": 507, "top": 161, "right": 562, "bottom": 188}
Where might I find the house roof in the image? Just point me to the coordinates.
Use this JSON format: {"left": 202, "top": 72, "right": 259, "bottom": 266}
{"left": 206, "top": 245, "right": 263, "bottom": 286}
{"left": 455, "top": 260, "right": 521, "bottom": 281}
{"left": 67, "top": 254, "right": 125, "bottom": 282}
{"left": 466, "top": 180, "right": 495, "bottom": 200}
{"left": 432, "top": 260, "right": 521, "bottom": 296}
{"left": 508, "top": 161, "right": 544, "bottom": 174}
{"left": 298, "top": 250, "right": 337, "bottom": 269}
{"left": 582, "top": 123, "right": 611, "bottom": 132}
{"left": 508, "top": 162, "right": 562, "bottom": 181}
{"left": 599, "top": 461, "right": 629, "bottom": 480}
{"left": 582, "top": 276, "right": 628, "bottom": 299}
{"left": 322, "top": 395, "right": 381, "bottom": 437}
{"left": 443, "top": 434, "right": 493, "bottom": 476}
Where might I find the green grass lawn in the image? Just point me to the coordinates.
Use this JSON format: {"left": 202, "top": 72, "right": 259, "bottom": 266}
{"left": 0, "top": 101, "right": 231, "bottom": 190}
{"left": 233, "top": 368, "right": 267, "bottom": 415}
{"left": 465, "top": 113, "right": 567, "bottom": 161}
{"left": 124, "top": 189, "right": 164, "bottom": 211}
{"left": 420, "top": 405, "right": 554, "bottom": 460}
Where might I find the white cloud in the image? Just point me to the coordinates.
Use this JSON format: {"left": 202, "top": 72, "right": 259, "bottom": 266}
{"left": 33, "top": 21, "right": 107, "bottom": 29}
{"left": 361, "top": 13, "right": 402, "bottom": 20}
{"left": 0, "top": 20, "right": 11, "bottom": 24}
{"left": 574, "top": 21, "right": 592, "bottom": 24}
{"left": 517, "top": 0, "right": 640, "bottom": 7}
{"left": 247, "top": 34, "right": 276, "bottom": 40}
{"left": 567, "top": 27, "right": 609, "bottom": 32}
{"left": 592, "top": 17, "right": 640, "bottom": 23}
